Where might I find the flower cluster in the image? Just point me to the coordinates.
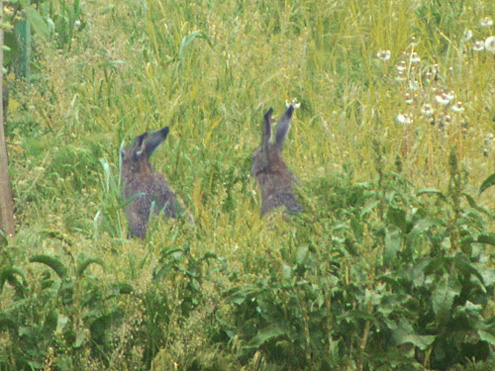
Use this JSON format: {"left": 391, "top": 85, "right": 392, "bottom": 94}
{"left": 463, "top": 17, "right": 495, "bottom": 53}
{"left": 374, "top": 16, "right": 495, "bottom": 160}
{"left": 285, "top": 98, "right": 301, "bottom": 109}
{"left": 376, "top": 36, "right": 470, "bottom": 146}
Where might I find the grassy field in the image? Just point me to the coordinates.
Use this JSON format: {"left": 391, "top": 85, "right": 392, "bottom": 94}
{"left": 2, "top": 0, "right": 495, "bottom": 369}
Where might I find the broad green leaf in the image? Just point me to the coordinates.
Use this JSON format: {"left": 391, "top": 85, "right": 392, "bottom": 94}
{"left": 282, "top": 263, "right": 293, "bottom": 280}
{"left": 4, "top": 32, "right": 19, "bottom": 65}
{"left": 89, "top": 309, "right": 124, "bottom": 340}
{"left": 296, "top": 246, "right": 309, "bottom": 265}
{"left": 476, "top": 264, "right": 495, "bottom": 287}
{"left": 226, "top": 286, "right": 262, "bottom": 305}
{"left": 109, "top": 283, "right": 133, "bottom": 295}
{"left": 384, "top": 227, "right": 401, "bottom": 266}
{"left": 57, "top": 314, "right": 69, "bottom": 332}
{"left": 463, "top": 300, "right": 482, "bottom": 312}
{"left": 42, "top": 308, "right": 58, "bottom": 337}
{"left": 479, "top": 330, "right": 495, "bottom": 346}
{"left": 406, "top": 217, "right": 445, "bottom": 250}
{"left": 0, "top": 313, "right": 15, "bottom": 330}
{"left": 392, "top": 320, "right": 436, "bottom": 350}
{"left": 394, "top": 332, "right": 436, "bottom": 350}
{"left": 411, "top": 258, "right": 431, "bottom": 287}
{"left": 454, "top": 253, "right": 484, "bottom": 285}
{"left": 24, "top": 4, "right": 50, "bottom": 40}
{"left": 387, "top": 206, "right": 407, "bottom": 232}
{"left": 479, "top": 173, "right": 495, "bottom": 195}
{"left": 432, "top": 275, "right": 461, "bottom": 322}
{"left": 247, "top": 325, "right": 288, "bottom": 348}
{"left": 476, "top": 233, "right": 495, "bottom": 246}
{"left": 29, "top": 255, "right": 67, "bottom": 279}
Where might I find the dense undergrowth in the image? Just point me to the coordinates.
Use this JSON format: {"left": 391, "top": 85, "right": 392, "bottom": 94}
{"left": 2, "top": 0, "right": 495, "bottom": 370}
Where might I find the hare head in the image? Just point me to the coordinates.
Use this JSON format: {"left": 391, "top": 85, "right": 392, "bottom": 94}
{"left": 251, "top": 105, "right": 302, "bottom": 215}
{"left": 120, "top": 127, "right": 170, "bottom": 178}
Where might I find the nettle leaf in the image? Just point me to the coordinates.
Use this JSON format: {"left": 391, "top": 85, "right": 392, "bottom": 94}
{"left": 110, "top": 283, "right": 133, "bottom": 296}
{"left": 406, "top": 217, "right": 444, "bottom": 249}
{"left": 247, "top": 324, "right": 288, "bottom": 348}
{"left": 417, "top": 188, "right": 447, "bottom": 201}
{"left": 393, "top": 320, "right": 436, "bottom": 350}
{"left": 476, "top": 233, "right": 495, "bottom": 247}
{"left": 0, "top": 267, "right": 26, "bottom": 293}
{"left": 42, "top": 308, "right": 58, "bottom": 337}
{"left": 479, "top": 173, "right": 495, "bottom": 195}
{"left": 476, "top": 264, "right": 495, "bottom": 287}
{"left": 454, "top": 253, "right": 484, "bottom": 284}
{"left": 160, "top": 247, "right": 186, "bottom": 260}
{"left": 387, "top": 206, "right": 407, "bottom": 232}
{"left": 29, "top": 255, "right": 67, "bottom": 280}
{"left": 77, "top": 257, "right": 105, "bottom": 277}
{"left": 226, "top": 286, "right": 263, "bottom": 305}
{"left": 0, "top": 313, "right": 16, "bottom": 332}
{"left": 463, "top": 192, "right": 492, "bottom": 217}
{"left": 282, "top": 263, "right": 293, "bottom": 280}
{"left": 479, "top": 330, "right": 495, "bottom": 346}
{"left": 296, "top": 246, "right": 309, "bottom": 265}
{"left": 384, "top": 227, "right": 402, "bottom": 266}
{"left": 432, "top": 275, "right": 461, "bottom": 322}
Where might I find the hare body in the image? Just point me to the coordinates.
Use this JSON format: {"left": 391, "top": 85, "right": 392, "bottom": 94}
{"left": 120, "top": 127, "right": 183, "bottom": 239}
{"left": 251, "top": 106, "right": 302, "bottom": 215}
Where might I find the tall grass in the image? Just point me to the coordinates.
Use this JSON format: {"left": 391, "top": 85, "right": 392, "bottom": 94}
{"left": 2, "top": 0, "right": 495, "bottom": 369}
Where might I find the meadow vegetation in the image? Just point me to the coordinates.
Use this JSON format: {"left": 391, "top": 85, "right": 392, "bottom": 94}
{"left": 2, "top": 0, "right": 495, "bottom": 369}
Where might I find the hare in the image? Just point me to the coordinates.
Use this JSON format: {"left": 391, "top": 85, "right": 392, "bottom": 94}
{"left": 251, "top": 105, "right": 302, "bottom": 215}
{"left": 120, "top": 127, "right": 190, "bottom": 239}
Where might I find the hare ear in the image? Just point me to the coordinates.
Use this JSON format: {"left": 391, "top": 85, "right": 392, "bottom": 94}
{"left": 262, "top": 108, "right": 273, "bottom": 148}
{"left": 274, "top": 105, "right": 294, "bottom": 149}
{"left": 135, "top": 133, "right": 148, "bottom": 157}
{"left": 142, "top": 127, "right": 169, "bottom": 159}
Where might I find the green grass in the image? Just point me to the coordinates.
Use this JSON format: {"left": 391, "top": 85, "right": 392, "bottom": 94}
{"left": 2, "top": 0, "right": 495, "bottom": 369}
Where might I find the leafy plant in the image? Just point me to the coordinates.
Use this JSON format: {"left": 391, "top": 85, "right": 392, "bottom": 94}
{"left": 225, "top": 152, "right": 495, "bottom": 370}
{"left": 0, "top": 252, "right": 132, "bottom": 369}
{"left": 38, "top": 0, "right": 87, "bottom": 50}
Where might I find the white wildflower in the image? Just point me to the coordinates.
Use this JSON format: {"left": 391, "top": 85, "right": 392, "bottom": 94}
{"left": 421, "top": 104, "right": 434, "bottom": 116}
{"left": 485, "top": 36, "right": 495, "bottom": 53}
{"left": 395, "top": 70, "right": 406, "bottom": 82}
{"left": 376, "top": 50, "right": 391, "bottom": 61}
{"left": 484, "top": 133, "right": 494, "bottom": 146}
{"left": 397, "top": 113, "right": 413, "bottom": 125}
{"left": 473, "top": 40, "right": 485, "bottom": 52}
{"left": 285, "top": 98, "right": 301, "bottom": 109}
{"left": 410, "top": 52, "right": 421, "bottom": 63}
{"left": 451, "top": 102, "right": 465, "bottom": 113}
{"left": 463, "top": 29, "right": 473, "bottom": 41}
{"left": 396, "top": 60, "right": 407, "bottom": 72}
{"left": 435, "top": 93, "right": 451, "bottom": 105}
{"left": 480, "top": 17, "right": 494, "bottom": 27}
{"left": 405, "top": 93, "right": 413, "bottom": 105}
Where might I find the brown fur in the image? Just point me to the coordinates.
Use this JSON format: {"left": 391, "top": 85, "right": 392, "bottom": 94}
{"left": 251, "top": 106, "right": 302, "bottom": 215}
{"left": 120, "top": 127, "right": 187, "bottom": 239}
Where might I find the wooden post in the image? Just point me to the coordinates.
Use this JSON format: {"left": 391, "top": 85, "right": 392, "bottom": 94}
{"left": 0, "top": 1, "right": 15, "bottom": 237}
